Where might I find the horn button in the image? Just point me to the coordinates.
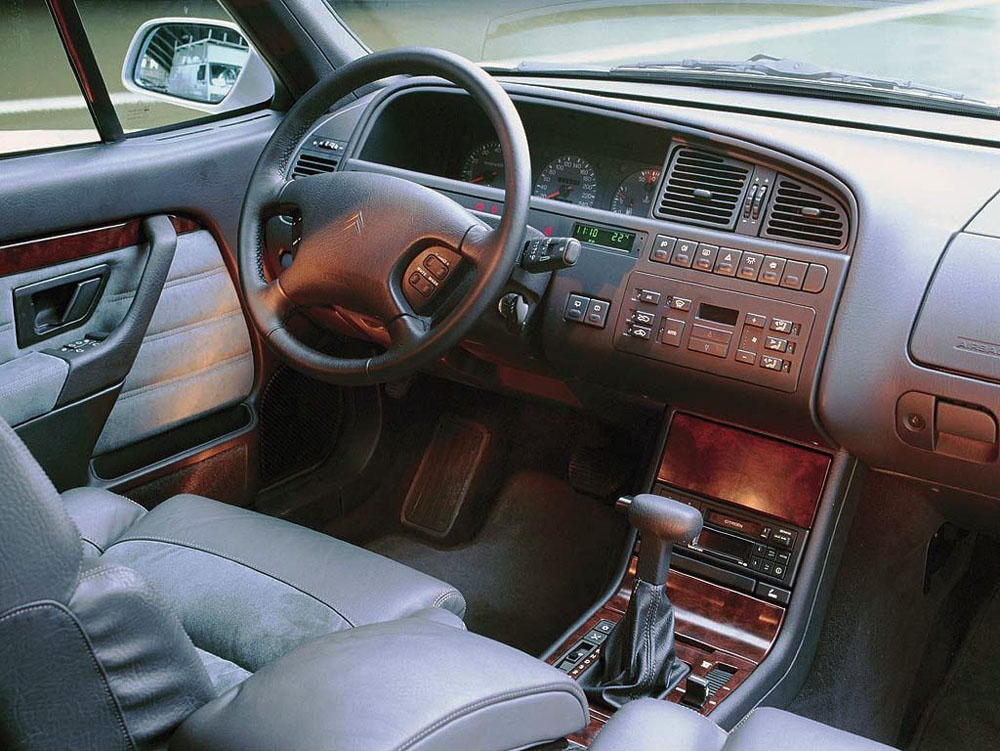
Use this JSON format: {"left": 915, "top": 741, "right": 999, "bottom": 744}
{"left": 276, "top": 171, "right": 477, "bottom": 318}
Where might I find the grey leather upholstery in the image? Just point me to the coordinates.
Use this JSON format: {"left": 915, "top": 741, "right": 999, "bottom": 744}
{"left": 94, "top": 231, "right": 253, "bottom": 455}
{"left": 0, "top": 417, "right": 213, "bottom": 751}
{"left": 0, "top": 352, "right": 68, "bottom": 427}
{"left": 61, "top": 486, "right": 147, "bottom": 556}
{"left": 170, "top": 615, "right": 589, "bottom": 751}
{"left": 101, "top": 493, "right": 467, "bottom": 671}
{"left": 588, "top": 698, "right": 727, "bottom": 751}
{"left": 588, "top": 700, "right": 898, "bottom": 751}
{"left": 1, "top": 415, "right": 469, "bottom": 750}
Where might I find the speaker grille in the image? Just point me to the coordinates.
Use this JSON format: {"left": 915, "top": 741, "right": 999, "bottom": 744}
{"left": 259, "top": 366, "right": 343, "bottom": 485}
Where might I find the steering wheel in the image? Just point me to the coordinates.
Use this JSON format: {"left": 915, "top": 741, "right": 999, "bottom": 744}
{"left": 237, "top": 48, "right": 530, "bottom": 384}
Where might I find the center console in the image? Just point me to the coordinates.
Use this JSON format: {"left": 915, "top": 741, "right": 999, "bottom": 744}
{"left": 546, "top": 411, "right": 834, "bottom": 746}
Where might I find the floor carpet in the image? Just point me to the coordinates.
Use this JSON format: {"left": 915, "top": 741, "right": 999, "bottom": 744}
{"left": 368, "top": 469, "right": 628, "bottom": 656}
{"left": 910, "top": 584, "right": 1000, "bottom": 751}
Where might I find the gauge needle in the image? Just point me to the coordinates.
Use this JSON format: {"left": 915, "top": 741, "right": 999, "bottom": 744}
{"left": 470, "top": 175, "right": 484, "bottom": 184}
{"left": 546, "top": 190, "right": 561, "bottom": 199}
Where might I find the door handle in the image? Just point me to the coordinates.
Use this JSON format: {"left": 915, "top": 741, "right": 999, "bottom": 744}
{"left": 54, "top": 215, "right": 178, "bottom": 406}
{"left": 13, "top": 265, "right": 110, "bottom": 347}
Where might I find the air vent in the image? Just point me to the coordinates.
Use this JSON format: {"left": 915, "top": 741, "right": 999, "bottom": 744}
{"left": 291, "top": 149, "right": 340, "bottom": 179}
{"left": 654, "top": 147, "right": 752, "bottom": 229}
{"left": 762, "top": 176, "right": 848, "bottom": 249}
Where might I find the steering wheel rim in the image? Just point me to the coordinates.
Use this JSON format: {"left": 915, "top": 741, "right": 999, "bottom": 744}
{"left": 237, "top": 47, "right": 531, "bottom": 385}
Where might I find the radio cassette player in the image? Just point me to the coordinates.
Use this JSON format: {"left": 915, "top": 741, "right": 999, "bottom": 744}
{"left": 615, "top": 272, "right": 816, "bottom": 393}
{"left": 652, "top": 482, "right": 807, "bottom": 605}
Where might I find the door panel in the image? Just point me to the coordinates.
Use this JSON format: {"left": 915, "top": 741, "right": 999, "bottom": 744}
{"left": 0, "top": 112, "right": 276, "bottom": 489}
{"left": 94, "top": 229, "right": 253, "bottom": 455}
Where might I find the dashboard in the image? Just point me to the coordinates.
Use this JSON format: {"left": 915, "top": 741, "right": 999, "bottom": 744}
{"left": 356, "top": 91, "right": 668, "bottom": 215}
{"left": 287, "top": 77, "right": 1000, "bottom": 508}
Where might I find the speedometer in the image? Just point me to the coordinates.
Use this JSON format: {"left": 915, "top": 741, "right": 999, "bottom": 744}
{"left": 610, "top": 168, "right": 661, "bottom": 216}
{"left": 534, "top": 155, "right": 597, "bottom": 207}
{"left": 460, "top": 142, "right": 505, "bottom": 188}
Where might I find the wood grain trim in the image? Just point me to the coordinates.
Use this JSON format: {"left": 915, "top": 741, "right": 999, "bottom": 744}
{"left": 548, "top": 555, "right": 784, "bottom": 743}
{"left": 0, "top": 215, "right": 201, "bottom": 277}
{"left": 657, "top": 413, "right": 831, "bottom": 528}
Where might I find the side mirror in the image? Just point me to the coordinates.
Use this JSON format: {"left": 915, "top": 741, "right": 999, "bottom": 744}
{"left": 122, "top": 18, "right": 274, "bottom": 113}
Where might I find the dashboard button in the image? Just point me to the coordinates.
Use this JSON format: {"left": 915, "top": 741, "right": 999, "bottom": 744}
{"left": 764, "top": 336, "right": 788, "bottom": 353}
{"left": 584, "top": 298, "right": 610, "bottom": 328}
{"left": 736, "top": 252, "right": 764, "bottom": 280}
{"left": 565, "top": 294, "right": 590, "bottom": 322}
{"left": 755, "top": 582, "right": 791, "bottom": 605}
{"left": 735, "top": 349, "right": 757, "bottom": 365}
{"left": 651, "top": 235, "right": 676, "bottom": 263}
{"left": 693, "top": 243, "right": 719, "bottom": 271}
{"left": 714, "top": 248, "right": 743, "bottom": 276}
{"left": 637, "top": 289, "right": 661, "bottom": 305}
{"left": 761, "top": 355, "right": 785, "bottom": 371}
{"left": 770, "top": 318, "right": 794, "bottom": 334}
{"left": 745, "top": 313, "right": 766, "bottom": 328}
{"left": 759, "top": 256, "right": 786, "bottom": 285}
{"left": 671, "top": 239, "right": 697, "bottom": 268}
{"left": 423, "top": 254, "right": 449, "bottom": 280}
{"left": 780, "top": 260, "right": 808, "bottom": 290}
{"left": 628, "top": 324, "right": 652, "bottom": 340}
{"left": 692, "top": 324, "right": 732, "bottom": 344}
{"left": 688, "top": 338, "right": 729, "bottom": 358}
{"left": 408, "top": 271, "right": 434, "bottom": 297}
{"left": 668, "top": 296, "right": 692, "bottom": 312}
{"left": 660, "top": 318, "right": 685, "bottom": 347}
{"left": 803, "top": 263, "right": 828, "bottom": 293}
{"left": 632, "top": 310, "right": 655, "bottom": 326}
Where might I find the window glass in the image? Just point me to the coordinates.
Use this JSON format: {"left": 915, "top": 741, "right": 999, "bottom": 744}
{"left": 0, "top": 0, "right": 99, "bottom": 156}
{"left": 75, "top": 0, "right": 249, "bottom": 133}
{"left": 329, "top": 0, "right": 1000, "bottom": 116}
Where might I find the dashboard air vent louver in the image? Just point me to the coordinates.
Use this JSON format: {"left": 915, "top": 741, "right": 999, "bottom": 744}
{"left": 762, "top": 176, "right": 848, "bottom": 249}
{"left": 654, "top": 147, "right": 752, "bottom": 229}
{"left": 291, "top": 150, "right": 340, "bottom": 179}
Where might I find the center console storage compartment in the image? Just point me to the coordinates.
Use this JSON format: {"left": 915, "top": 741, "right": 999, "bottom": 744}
{"left": 170, "top": 614, "right": 588, "bottom": 751}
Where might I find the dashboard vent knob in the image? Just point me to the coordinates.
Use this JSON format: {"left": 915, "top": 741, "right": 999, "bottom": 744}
{"left": 761, "top": 176, "right": 849, "bottom": 250}
{"left": 653, "top": 147, "right": 752, "bottom": 230}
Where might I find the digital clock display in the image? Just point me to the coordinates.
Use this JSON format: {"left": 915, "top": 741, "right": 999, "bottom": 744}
{"left": 572, "top": 222, "right": 635, "bottom": 252}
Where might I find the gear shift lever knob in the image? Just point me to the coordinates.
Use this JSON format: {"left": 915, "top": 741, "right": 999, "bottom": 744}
{"left": 617, "top": 494, "right": 703, "bottom": 585}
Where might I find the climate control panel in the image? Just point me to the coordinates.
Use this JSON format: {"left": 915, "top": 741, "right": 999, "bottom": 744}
{"left": 613, "top": 272, "right": 816, "bottom": 392}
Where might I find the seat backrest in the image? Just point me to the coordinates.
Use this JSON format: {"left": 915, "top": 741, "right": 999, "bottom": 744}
{"left": 0, "top": 418, "right": 215, "bottom": 751}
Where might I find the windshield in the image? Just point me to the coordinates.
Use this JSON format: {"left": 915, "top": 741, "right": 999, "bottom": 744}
{"left": 329, "top": 0, "right": 1000, "bottom": 114}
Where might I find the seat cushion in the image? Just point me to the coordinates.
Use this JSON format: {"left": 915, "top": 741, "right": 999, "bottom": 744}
{"left": 589, "top": 700, "right": 897, "bottom": 751}
{"left": 99, "top": 494, "right": 466, "bottom": 670}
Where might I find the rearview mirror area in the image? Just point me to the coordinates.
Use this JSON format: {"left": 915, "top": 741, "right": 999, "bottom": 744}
{"left": 122, "top": 18, "right": 274, "bottom": 113}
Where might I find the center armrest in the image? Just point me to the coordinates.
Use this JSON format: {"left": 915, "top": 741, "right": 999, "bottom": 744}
{"left": 170, "top": 611, "right": 588, "bottom": 751}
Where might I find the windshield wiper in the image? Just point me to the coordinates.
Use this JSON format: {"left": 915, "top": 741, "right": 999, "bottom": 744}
{"left": 614, "top": 54, "right": 984, "bottom": 104}
{"left": 491, "top": 55, "right": 998, "bottom": 116}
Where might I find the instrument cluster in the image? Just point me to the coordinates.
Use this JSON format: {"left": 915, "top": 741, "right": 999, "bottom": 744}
{"left": 459, "top": 140, "right": 662, "bottom": 216}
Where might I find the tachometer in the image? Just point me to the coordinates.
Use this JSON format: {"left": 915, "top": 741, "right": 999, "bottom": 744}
{"left": 534, "top": 155, "right": 597, "bottom": 207}
{"left": 460, "top": 142, "right": 505, "bottom": 188}
{"left": 610, "top": 168, "right": 662, "bottom": 216}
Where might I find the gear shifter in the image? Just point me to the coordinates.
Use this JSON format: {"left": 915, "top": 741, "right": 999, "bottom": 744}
{"left": 581, "top": 493, "right": 703, "bottom": 709}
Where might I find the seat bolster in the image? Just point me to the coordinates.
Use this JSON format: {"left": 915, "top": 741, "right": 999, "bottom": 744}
{"left": 725, "top": 708, "right": 898, "bottom": 751}
{"left": 588, "top": 699, "right": 727, "bottom": 751}
{"left": 113, "top": 494, "right": 467, "bottom": 624}
{"left": 62, "top": 487, "right": 147, "bottom": 557}
{"left": 70, "top": 559, "right": 216, "bottom": 750}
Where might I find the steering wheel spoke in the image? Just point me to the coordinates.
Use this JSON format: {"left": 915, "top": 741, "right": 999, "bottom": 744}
{"left": 386, "top": 311, "right": 431, "bottom": 350}
{"left": 458, "top": 223, "right": 500, "bottom": 268}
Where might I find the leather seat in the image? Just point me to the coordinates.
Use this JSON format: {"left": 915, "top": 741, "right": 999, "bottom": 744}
{"left": 0, "top": 416, "right": 465, "bottom": 750}
{"left": 588, "top": 699, "right": 898, "bottom": 751}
